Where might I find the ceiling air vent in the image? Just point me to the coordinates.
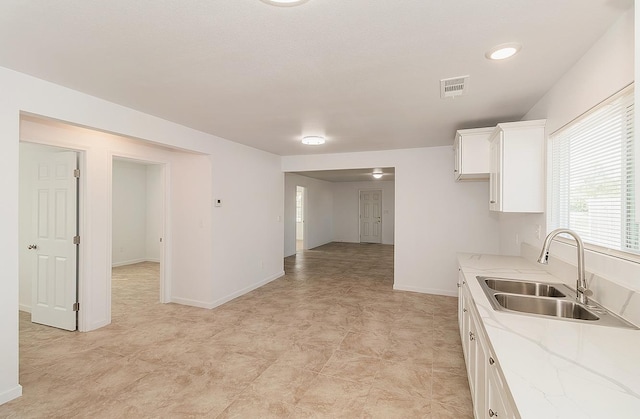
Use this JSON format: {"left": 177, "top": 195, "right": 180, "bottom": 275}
{"left": 440, "top": 75, "right": 469, "bottom": 99}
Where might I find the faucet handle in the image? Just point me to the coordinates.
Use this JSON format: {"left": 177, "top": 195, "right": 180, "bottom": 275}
{"left": 578, "top": 287, "right": 593, "bottom": 297}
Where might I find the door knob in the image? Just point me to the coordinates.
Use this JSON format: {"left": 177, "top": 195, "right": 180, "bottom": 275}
{"left": 27, "top": 244, "right": 38, "bottom": 250}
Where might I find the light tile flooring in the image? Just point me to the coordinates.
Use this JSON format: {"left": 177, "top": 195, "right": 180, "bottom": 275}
{"left": 1, "top": 242, "right": 472, "bottom": 418}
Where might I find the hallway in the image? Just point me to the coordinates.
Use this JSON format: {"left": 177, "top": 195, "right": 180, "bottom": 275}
{"left": 1, "top": 243, "right": 471, "bottom": 418}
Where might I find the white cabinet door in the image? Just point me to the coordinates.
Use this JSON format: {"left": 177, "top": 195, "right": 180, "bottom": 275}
{"left": 454, "top": 127, "right": 493, "bottom": 181}
{"left": 460, "top": 281, "right": 472, "bottom": 370}
{"left": 489, "top": 131, "right": 502, "bottom": 211}
{"left": 471, "top": 314, "right": 487, "bottom": 419}
{"left": 459, "top": 277, "right": 520, "bottom": 419}
{"left": 458, "top": 268, "right": 465, "bottom": 332}
{"left": 488, "top": 120, "right": 545, "bottom": 213}
{"left": 487, "top": 356, "right": 517, "bottom": 419}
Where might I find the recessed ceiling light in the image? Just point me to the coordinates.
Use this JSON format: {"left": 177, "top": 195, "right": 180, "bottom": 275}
{"left": 485, "top": 43, "right": 521, "bottom": 60}
{"left": 260, "top": 0, "right": 310, "bottom": 6}
{"left": 302, "top": 136, "right": 325, "bottom": 145}
{"left": 372, "top": 169, "right": 384, "bottom": 179}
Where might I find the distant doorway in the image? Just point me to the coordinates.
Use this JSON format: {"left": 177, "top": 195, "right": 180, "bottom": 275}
{"left": 360, "top": 189, "right": 382, "bottom": 243}
{"left": 296, "top": 186, "right": 305, "bottom": 252}
{"left": 111, "top": 157, "right": 166, "bottom": 309}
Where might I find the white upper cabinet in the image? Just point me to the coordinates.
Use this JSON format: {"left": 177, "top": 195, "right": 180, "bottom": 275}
{"left": 454, "top": 127, "right": 494, "bottom": 181}
{"left": 488, "top": 120, "right": 546, "bottom": 212}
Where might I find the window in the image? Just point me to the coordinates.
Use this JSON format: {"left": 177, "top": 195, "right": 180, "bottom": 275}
{"left": 548, "top": 85, "right": 636, "bottom": 255}
{"left": 296, "top": 188, "right": 303, "bottom": 223}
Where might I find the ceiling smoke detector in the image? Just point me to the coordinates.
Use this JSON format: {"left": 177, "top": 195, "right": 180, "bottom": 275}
{"left": 440, "top": 75, "right": 469, "bottom": 99}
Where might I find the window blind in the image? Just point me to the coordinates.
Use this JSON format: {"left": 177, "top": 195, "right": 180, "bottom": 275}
{"left": 549, "top": 86, "right": 636, "bottom": 254}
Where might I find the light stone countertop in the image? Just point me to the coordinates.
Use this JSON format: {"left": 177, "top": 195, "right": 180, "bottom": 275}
{"left": 457, "top": 253, "right": 640, "bottom": 419}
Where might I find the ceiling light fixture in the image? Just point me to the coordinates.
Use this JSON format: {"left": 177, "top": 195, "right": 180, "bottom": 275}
{"left": 372, "top": 169, "right": 384, "bottom": 179}
{"left": 485, "top": 43, "right": 521, "bottom": 60}
{"left": 301, "top": 136, "right": 325, "bottom": 145}
{"left": 260, "top": 0, "right": 310, "bottom": 6}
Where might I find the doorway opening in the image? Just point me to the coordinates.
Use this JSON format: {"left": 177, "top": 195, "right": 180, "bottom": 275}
{"left": 18, "top": 142, "right": 81, "bottom": 332}
{"left": 284, "top": 168, "right": 395, "bottom": 275}
{"left": 111, "top": 157, "right": 165, "bottom": 322}
{"left": 296, "top": 186, "right": 306, "bottom": 252}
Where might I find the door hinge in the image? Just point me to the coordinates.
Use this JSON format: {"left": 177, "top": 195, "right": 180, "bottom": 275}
{"left": 73, "top": 302, "right": 80, "bottom": 311}
{"left": 73, "top": 235, "right": 80, "bottom": 245}
{"left": 73, "top": 169, "right": 80, "bottom": 178}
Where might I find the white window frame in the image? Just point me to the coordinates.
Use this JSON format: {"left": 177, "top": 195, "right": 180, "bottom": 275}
{"left": 547, "top": 83, "right": 638, "bottom": 262}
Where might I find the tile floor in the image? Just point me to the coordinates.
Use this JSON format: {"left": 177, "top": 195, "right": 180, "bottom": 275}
{"left": 0, "top": 242, "right": 472, "bottom": 418}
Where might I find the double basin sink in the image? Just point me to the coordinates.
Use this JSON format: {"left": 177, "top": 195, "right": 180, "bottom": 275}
{"left": 477, "top": 277, "right": 638, "bottom": 329}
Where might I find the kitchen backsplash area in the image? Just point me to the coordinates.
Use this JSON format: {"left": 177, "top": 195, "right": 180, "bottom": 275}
{"left": 521, "top": 242, "right": 640, "bottom": 327}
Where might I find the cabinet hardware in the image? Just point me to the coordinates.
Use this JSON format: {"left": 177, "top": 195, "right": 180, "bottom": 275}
{"left": 469, "top": 332, "right": 475, "bottom": 341}
{"left": 490, "top": 200, "right": 496, "bottom": 204}
{"left": 27, "top": 244, "right": 38, "bottom": 250}
{"left": 489, "top": 357, "right": 495, "bottom": 365}
{"left": 489, "top": 409, "right": 498, "bottom": 417}
{"left": 463, "top": 308, "right": 467, "bottom": 313}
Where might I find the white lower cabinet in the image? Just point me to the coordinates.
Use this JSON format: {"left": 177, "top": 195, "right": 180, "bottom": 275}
{"left": 458, "top": 271, "right": 519, "bottom": 418}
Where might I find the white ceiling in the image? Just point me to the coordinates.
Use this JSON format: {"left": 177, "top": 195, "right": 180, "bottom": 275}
{"left": 0, "top": 0, "right": 632, "bottom": 156}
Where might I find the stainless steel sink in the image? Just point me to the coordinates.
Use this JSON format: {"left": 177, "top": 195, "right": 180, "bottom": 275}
{"left": 493, "top": 293, "right": 598, "bottom": 321}
{"left": 484, "top": 278, "right": 566, "bottom": 297}
{"left": 476, "top": 276, "right": 638, "bottom": 329}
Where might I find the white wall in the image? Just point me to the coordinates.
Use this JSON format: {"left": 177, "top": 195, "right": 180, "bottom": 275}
{"left": 112, "top": 160, "right": 148, "bottom": 266}
{"left": 0, "top": 66, "right": 284, "bottom": 405}
{"left": 332, "top": 180, "right": 395, "bottom": 245}
{"left": 146, "top": 164, "right": 163, "bottom": 262}
{"left": 285, "top": 177, "right": 396, "bottom": 254}
{"left": 112, "top": 159, "right": 163, "bottom": 266}
{"left": 284, "top": 173, "right": 334, "bottom": 257}
{"left": 282, "top": 147, "right": 501, "bottom": 295}
{"left": 20, "top": 118, "right": 215, "bottom": 317}
{"left": 209, "top": 139, "right": 284, "bottom": 307}
{"left": 498, "top": 8, "right": 636, "bottom": 290}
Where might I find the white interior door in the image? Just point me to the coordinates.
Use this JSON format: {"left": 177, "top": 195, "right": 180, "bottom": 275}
{"left": 30, "top": 150, "right": 78, "bottom": 331}
{"left": 360, "top": 190, "right": 382, "bottom": 244}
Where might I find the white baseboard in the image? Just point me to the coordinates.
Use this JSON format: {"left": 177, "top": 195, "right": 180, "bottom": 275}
{"left": 393, "top": 283, "right": 458, "bottom": 297}
{"left": 0, "top": 385, "right": 22, "bottom": 405}
{"left": 171, "top": 271, "right": 286, "bottom": 310}
{"left": 112, "top": 258, "right": 159, "bottom": 267}
{"left": 84, "top": 319, "right": 111, "bottom": 332}
{"left": 170, "top": 296, "right": 217, "bottom": 309}
{"left": 19, "top": 304, "right": 31, "bottom": 313}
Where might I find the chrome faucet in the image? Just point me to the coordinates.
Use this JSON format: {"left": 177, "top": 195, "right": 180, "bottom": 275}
{"left": 537, "top": 228, "right": 591, "bottom": 305}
